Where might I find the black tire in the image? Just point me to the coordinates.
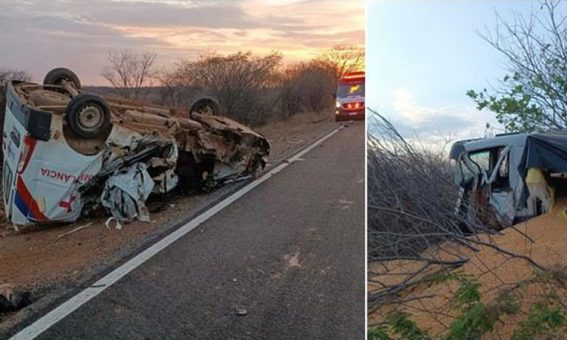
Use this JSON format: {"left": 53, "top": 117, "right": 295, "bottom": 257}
{"left": 43, "top": 68, "right": 81, "bottom": 90}
{"left": 65, "top": 94, "right": 111, "bottom": 138}
{"left": 189, "top": 97, "right": 222, "bottom": 119}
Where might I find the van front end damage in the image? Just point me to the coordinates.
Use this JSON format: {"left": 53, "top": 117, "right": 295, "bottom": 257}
{"left": 449, "top": 135, "right": 524, "bottom": 228}
{"left": 2, "top": 68, "right": 269, "bottom": 227}
{"left": 450, "top": 131, "right": 567, "bottom": 228}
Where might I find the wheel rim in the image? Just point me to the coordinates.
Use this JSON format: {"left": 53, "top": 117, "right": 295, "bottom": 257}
{"left": 57, "top": 77, "right": 70, "bottom": 86}
{"left": 77, "top": 105, "right": 104, "bottom": 131}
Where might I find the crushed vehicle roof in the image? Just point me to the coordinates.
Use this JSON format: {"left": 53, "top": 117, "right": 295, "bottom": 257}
{"left": 2, "top": 68, "right": 270, "bottom": 227}
{"left": 449, "top": 133, "right": 528, "bottom": 160}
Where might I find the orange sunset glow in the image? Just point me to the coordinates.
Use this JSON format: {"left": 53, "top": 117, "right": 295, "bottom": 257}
{"left": 0, "top": 0, "right": 364, "bottom": 85}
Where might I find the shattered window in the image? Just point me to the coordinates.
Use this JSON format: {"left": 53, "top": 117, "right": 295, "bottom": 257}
{"left": 455, "top": 150, "right": 490, "bottom": 185}
{"left": 469, "top": 151, "right": 490, "bottom": 173}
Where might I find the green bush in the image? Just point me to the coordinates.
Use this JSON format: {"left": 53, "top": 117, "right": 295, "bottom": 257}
{"left": 371, "top": 271, "right": 566, "bottom": 339}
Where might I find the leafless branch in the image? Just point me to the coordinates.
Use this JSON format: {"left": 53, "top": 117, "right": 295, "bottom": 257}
{"left": 102, "top": 49, "right": 157, "bottom": 100}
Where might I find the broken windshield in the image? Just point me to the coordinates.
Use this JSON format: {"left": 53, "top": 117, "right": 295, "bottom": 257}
{"left": 454, "top": 150, "right": 490, "bottom": 185}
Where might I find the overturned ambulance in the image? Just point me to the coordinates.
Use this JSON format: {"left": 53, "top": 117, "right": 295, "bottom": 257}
{"left": 450, "top": 131, "right": 567, "bottom": 227}
{"left": 2, "top": 68, "right": 269, "bottom": 226}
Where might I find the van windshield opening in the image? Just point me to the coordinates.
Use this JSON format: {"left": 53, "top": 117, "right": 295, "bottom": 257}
{"left": 455, "top": 150, "right": 490, "bottom": 185}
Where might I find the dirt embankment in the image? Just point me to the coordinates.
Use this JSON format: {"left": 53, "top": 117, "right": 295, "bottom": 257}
{"left": 369, "top": 195, "right": 567, "bottom": 338}
{"left": 0, "top": 111, "right": 338, "bottom": 321}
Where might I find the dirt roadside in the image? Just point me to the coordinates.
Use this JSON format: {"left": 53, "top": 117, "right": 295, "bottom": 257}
{"left": 369, "top": 195, "right": 567, "bottom": 338}
{"left": 0, "top": 110, "right": 341, "bottom": 329}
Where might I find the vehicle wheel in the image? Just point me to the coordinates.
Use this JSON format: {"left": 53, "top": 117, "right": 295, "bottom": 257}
{"left": 43, "top": 68, "right": 81, "bottom": 90}
{"left": 65, "top": 94, "right": 111, "bottom": 138}
{"left": 189, "top": 97, "right": 222, "bottom": 119}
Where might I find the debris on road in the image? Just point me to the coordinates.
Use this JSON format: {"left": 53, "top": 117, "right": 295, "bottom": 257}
{"left": 104, "top": 217, "right": 122, "bottom": 230}
{"left": 236, "top": 308, "right": 248, "bottom": 316}
{"left": 0, "top": 284, "right": 30, "bottom": 314}
{"left": 0, "top": 108, "right": 338, "bottom": 335}
{"left": 2, "top": 68, "right": 270, "bottom": 228}
{"left": 55, "top": 222, "right": 93, "bottom": 241}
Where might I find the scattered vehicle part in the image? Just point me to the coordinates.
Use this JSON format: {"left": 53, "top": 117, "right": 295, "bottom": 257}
{"left": 105, "top": 217, "right": 122, "bottom": 230}
{"left": 335, "top": 71, "right": 365, "bottom": 122}
{"left": 55, "top": 222, "right": 93, "bottom": 241}
{"left": 2, "top": 68, "right": 270, "bottom": 227}
{"left": 0, "top": 284, "right": 30, "bottom": 314}
{"left": 100, "top": 162, "right": 154, "bottom": 223}
{"left": 449, "top": 131, "right": 567, "bottom": 226}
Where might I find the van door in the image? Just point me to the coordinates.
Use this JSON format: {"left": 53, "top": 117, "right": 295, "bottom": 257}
{"left": 487, "top": 147, "right": 514, "bottom": 224}
{"left": 2, "top": 105, "right": 26, "bottom": 222}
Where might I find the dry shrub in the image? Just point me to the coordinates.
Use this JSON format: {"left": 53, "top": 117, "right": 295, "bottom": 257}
{"left": 158, "top": 46, "right": 363, "bottom": 125}
{"left": 367, "top": 110, "right": 546, "bottom": 316}
{"left": 278, "top": 62, "right": 336, "bottom": 118}
{"left": 368, "top": 111, "right": 466, "bottom": 262}
{"left": 161, "top": 51, "right": 282, "bottom": 125}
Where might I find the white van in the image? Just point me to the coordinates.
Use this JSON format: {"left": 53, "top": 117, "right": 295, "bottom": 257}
{"left": 2, "top": 68, "right": 270, "bottom": 226}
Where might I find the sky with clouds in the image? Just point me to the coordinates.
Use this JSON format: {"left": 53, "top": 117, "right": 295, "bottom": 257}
{"left": 0, "top": 0, "right": 364, "bottom": 85}
{"left": 367, "top": 0, "right": 561, "bottom": 145}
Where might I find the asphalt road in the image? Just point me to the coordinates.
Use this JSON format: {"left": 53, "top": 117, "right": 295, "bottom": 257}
{"left": 35, "top": 122, "right": 365, "bottom": 340}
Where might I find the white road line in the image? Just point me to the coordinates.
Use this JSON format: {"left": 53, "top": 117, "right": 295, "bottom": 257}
{"left": 10, "top": 125, "right": 343, "bottom": 340}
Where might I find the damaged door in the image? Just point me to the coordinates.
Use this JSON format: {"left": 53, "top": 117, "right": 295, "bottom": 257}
{"left": 454, "top": 146, "right": 515, "bottom": 227}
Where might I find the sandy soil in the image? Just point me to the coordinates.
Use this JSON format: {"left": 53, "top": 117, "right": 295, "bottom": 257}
{"left": 0, "top": 110, "right": 339, "bottom": 322}
{"left": 369, "top": 195, "right": 567, "bottom": 338}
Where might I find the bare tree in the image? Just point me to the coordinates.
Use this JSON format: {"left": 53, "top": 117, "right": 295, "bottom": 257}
{"left": 0, "top": 67, "right": 31, "bottom": 86}
{"left": 317, "top": 45, "right": 365, "bottom": 85}
{"left": 102, "top": 49, "right": 157, "bottom": 100}
{"left": 468, "top": 0, "right": 567, "bottom": 132}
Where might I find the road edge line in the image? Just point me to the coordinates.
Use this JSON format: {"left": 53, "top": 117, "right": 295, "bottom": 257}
{"left": 9, "top": 125, "right": 343, "bottom": 340}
